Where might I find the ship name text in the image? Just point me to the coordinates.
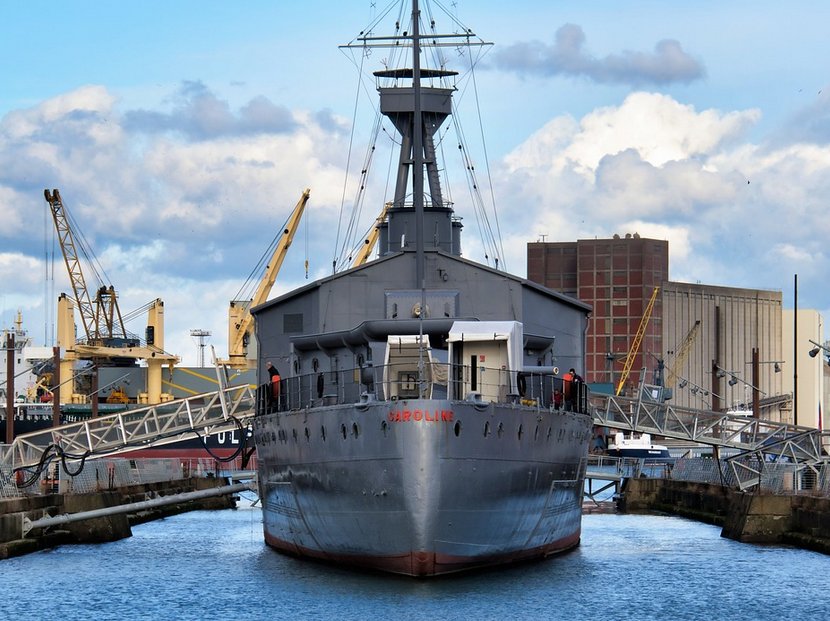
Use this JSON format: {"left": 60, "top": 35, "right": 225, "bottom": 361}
{"left": 388, "top": 409, "right": 454, "bottom": 423}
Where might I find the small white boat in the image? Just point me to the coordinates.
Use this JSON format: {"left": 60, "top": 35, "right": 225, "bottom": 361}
{"left": 723, "top": 404, "right": 754, "bottom": 433}
{"left": 606, "top": 432, "right": 673, "bottom": 461}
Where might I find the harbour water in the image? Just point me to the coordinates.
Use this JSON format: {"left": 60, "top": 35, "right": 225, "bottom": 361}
{"left": 4, "top": 496, "right": 826, "bottom": 621}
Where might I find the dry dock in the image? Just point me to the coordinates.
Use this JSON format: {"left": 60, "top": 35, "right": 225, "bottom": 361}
{"left": 619, "top": 477, "right": 830, "bottom": 555}
{"left": 1, "top": 476, "right": 239, "bottom": 559}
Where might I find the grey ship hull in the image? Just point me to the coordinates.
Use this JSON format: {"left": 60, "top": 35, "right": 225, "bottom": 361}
{"left": 250, "top": 1, "right": 595, "bottom": 577}
{"left": 253, "top": 397, "right": 591, "bottom": 576}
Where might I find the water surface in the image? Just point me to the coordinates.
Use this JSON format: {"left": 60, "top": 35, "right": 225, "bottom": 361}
{"left": 5, "top": 497, "right": 825, "bottom": 621}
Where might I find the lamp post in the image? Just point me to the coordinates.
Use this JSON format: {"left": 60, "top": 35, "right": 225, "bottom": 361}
{"left": 808, "top": 339, "right": 829, "bottom": 431}
{"left": 677, "top": 375, "right": 722, "bottom": 409}
{"left": 807, "top": 339, "right": 830, "bottom": 363}
{"left": 4, "top": 333, "right": 13, "bottom": 445}
{"left": 746, "top": 350, "right": 784, "bottom": 421}
{"left": 715, "top": 364, "right": 768, "bottom": 417}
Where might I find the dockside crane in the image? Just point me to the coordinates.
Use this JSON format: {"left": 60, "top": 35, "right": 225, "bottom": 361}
{"left": 351, "top": 202, "right": 391, "bottom": 268}
{"left": 45, "top": 189, "right": 131, "bottom": 347}
{"left": 664, "top": 319, "right": 701, "bottom": 391}
{"left": 44, "top": 189, "right": 179, "bottom": 405}
{"left": 615, "top": 286, "right": 659, "bottom": 396}
{"left": 223, "top": 188, "right": 311, "bottom": 369}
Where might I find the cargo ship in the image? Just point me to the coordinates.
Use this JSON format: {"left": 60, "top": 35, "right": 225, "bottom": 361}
{"left": 1, "top": 319, "right": 255, "bottom": 462}
{"left": 249, "top": 0, "right": 593, "bottom": 577}
{"left": 1, "top": 311, "right": 55, "bottom": 441}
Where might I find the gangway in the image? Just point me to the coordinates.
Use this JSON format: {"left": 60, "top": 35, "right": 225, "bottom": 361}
{"left": 584, "top": 455, "right": 649, "bottom": 505}
{"left": 1, "top": 384, "right": 257, "bottom": 476}
{"left": 591, "top": 377, "right": 829, "bottom": 491}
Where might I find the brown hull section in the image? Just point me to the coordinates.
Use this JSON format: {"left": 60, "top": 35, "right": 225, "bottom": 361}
{"left": 264, "top": 528, "right": 581, "bottom": 577}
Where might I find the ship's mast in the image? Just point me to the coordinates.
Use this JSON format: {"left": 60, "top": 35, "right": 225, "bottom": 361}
{"left": 344, "top": 1, "right": 493, "bottom": 268}
{"left": 411, "top": 0, "right": 428, "bottom": 395}
{"left": 364, "top": 12, "right": 463, "bottom": 264}
{"left": 412, "top": 0, "right": 425, "bottom": 288}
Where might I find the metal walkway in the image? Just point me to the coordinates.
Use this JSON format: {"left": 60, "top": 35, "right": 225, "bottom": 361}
{"left": 591, "top": 382, "right": 829, "bottom": 490}
{"left": 1, "top": 384, "right": 257, "bottom": 474}
{"left": 584, "top": 455, "right": 652, "bottom": 505}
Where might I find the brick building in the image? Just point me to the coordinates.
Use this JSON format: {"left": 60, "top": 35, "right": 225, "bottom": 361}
{"left": 527, "top": 234, "right": 668, "bottom": 391}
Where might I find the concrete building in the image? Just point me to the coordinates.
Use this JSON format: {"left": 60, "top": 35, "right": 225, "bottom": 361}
{"left": 783, "top": 309, "right": 825, "bottom": 428}
{"left": 661, "top": 282, "right": 787, "bottom": 419}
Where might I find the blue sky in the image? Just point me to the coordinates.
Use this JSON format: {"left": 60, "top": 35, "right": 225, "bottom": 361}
{"left": 2, "top": 0, "right": 830, "bottom": 365}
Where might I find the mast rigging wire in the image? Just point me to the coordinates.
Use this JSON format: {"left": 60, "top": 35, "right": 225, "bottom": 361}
{"left": 333, "top": 0, "right": 502, "bottom": 270}
{"left": 333, "top": 43, "right": 373, "bottom": 274}
{"left": 231, "top": 207, "right": 303, "bottom": 303}
{"left": 465, "top": 36, "right": 506, "bottom": 269}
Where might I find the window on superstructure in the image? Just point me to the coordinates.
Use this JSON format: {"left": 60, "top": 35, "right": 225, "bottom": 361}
{"left": 283, "top": 313, "right": 303, "bottom": 334}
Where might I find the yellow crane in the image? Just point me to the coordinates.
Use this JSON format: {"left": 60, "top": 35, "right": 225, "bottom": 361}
{"left": 615, "top": 286, "right": 659, "bottom": 396}
{"left": 223, "top": 188, "right": 311, "bottom": 369}
{"left": 351, "top": 202, "right": 391, "bottom": 268}
{"left": 45, "top": 189, "right": 178, "bottom": 405}
{"left": 664, "top": 320, "right": 701, "bottom": 389}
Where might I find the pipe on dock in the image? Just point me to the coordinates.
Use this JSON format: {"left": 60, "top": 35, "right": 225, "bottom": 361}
{"left": 22, "top": 481, "right": 255, "bottom": 536}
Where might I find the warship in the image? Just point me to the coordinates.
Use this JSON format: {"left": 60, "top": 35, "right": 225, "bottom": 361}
{"left": 250, "top": 0, "right": 593, "bottom": 576}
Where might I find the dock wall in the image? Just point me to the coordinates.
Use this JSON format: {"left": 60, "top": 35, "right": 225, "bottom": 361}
{"left": 0, "top": 476, "right": 236, "bottom": 560}
{"left": 619, "top": 478, "right": 830, "bottom": 555}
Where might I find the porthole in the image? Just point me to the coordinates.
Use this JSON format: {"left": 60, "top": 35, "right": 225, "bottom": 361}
{"left": 304, "top": 427, "right": 310, "bottom": 441}
{"left": 484, "top": 421, "right": 491, "bottom": 437}
{"left": 352, "top": 422, "right": 360, "bottom": 438}
{"left": 517, "top": 424, "right": 523, "bottom": 440}
{"left": 321, "top": 425, "right": 327, "bottom": 441}
{"left": 497, "top": 422, "right": 504, "bottom": 438}
{"left": 381, "top": 420, "right": 388, "bottom": 437}
{"left": 454, "top": 421, "right": 462, "bottom": 437}
{"left": 341, "top": 423, "right": 347, "bottom": 440}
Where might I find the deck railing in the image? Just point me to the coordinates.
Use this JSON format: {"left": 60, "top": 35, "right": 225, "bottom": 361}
{"left": 257, "top": 362, "right": 589, "bottom": 415}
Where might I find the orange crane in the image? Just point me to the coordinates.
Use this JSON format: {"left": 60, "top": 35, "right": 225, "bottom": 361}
{"left": 351, "top": 202, "right": 391, "bottom": 268}
{"left": 223, "top": 189, "right": 311, "bottom": 368}
{"left": 45, "top": 189, "right": 179, "bottom": 404}
{"left": 615, "top": 286, "right": 659, "bottom": 396}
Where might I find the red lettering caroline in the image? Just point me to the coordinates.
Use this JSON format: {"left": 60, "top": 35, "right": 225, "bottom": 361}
{"left": 388, "top": 410, "right": 454, "bottom": 423}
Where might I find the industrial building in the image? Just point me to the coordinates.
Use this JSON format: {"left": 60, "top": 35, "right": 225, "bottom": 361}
{"left": 527, "top": 234, "right": 667, "bottom": 391}
{"left": 783, "top": 309, "right": 825, "bottom": 429}
{"left": 661, "top": 281, "right": 785, "bottom": 418}
{"left": 527, "top": 235, "right": 825, "bottom": 427}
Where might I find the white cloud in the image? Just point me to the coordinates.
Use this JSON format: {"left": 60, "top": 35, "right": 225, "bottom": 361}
{"left": 772, "top": 243, "right": 823, "bottom": 265}
{"left": 490, "top": 24, "right": 705, "bottom": 86}
{"left": 494, "top": 90, "right": 830, "bottom": 317}
{"left": 5, "top": 81, "right": 830, "bottom": 365}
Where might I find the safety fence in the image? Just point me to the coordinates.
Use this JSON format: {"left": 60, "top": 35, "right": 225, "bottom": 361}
{"left": 586, "top": 454, "right": 830, "bottom": 497}
{"left": 667, "top": 457, "right": 830, "bottom": 496}
{"left": 258, "top": 362, "right": 590, "bottom": 415}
